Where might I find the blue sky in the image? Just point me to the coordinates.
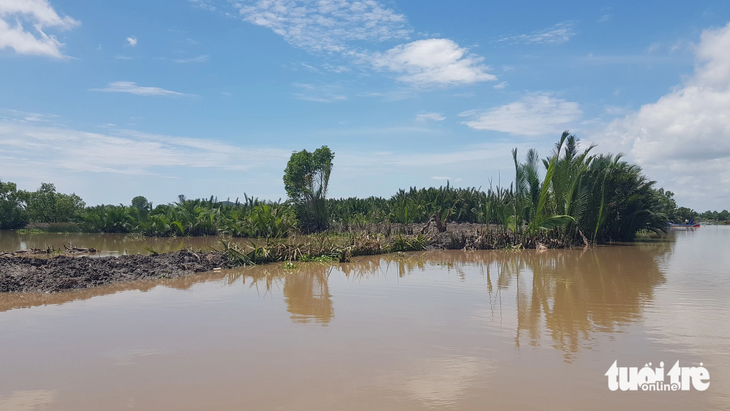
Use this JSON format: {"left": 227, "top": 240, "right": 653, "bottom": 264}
{"left": 1, "top": 0, "right": 730, "bottom": 210}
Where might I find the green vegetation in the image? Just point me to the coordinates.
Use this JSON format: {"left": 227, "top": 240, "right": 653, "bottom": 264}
{"left": 1, "top": 181, "right": 84, "bottom": 229}
{"left": 0, "top": 180, "right": 27, "bottom": 229}
{"left": 283, "top": 145, "right": 335, "bottom": 232}
{"left": 1, "top": 133, "right": 720, "bottom": 245}
{"left": 329, "top": 133, "right": 681, "bottom": 243}
{"left": 218, "top": 232, "right": 428, "bottom": 267}
{"left": 670, "top": 207, "right": 729, "bottom": 223}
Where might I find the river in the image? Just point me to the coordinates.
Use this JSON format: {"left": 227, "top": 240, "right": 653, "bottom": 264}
{"left": 0, "top": 227, "right": 728, "bottom": 410}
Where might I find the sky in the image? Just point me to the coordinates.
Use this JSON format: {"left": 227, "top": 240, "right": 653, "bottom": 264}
{"left": 1, "top": 0, "right": 730, "bottom": 211}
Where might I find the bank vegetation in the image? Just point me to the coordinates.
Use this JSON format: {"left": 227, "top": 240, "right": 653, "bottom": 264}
{"left": 2, "top": 133, "right": 722, "bottom": 250}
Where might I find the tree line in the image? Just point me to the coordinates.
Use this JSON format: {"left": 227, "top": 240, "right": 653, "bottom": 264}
{"left": 1, "top": 134, "right": 725, "bottom": 243}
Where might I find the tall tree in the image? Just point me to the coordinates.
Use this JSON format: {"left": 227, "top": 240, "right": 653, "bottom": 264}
{"left": 283, "top": 146, "right": 335, "bottom": 231}
{"left": 0, "top": 180, "right": 28, "bottom": 229}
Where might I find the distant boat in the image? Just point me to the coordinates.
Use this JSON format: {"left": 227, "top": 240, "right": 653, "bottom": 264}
{"left": 668, "top": 223, "right": 701, "bottom": 228}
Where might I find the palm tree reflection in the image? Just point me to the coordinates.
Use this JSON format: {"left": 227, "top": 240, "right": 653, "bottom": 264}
{"left": 283, "top": 268, "right": 334, "bottom": 325}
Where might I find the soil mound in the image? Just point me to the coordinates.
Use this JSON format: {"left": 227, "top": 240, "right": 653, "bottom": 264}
{"left": 0, "top": 250, "right": 229, "bottom": 293}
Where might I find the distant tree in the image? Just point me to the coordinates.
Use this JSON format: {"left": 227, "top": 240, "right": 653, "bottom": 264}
{"left": 283, "top": 146, "right": 334, "bottom": 231}
{"left": 131, "top": 196, "right": 152, "bottom": 219}
{"left": 25, "top": 183, "right": 85, "bottom": 223}
{"left": 671, "top": 206, "right": 698, "bottom": 222}
{"left": 0, "top": 180, "right": 28, "bottom": 229}
{"left": 655, "top": 188, "right": 678, "bottom": 218}
{"left": 718, "top": 210, "right": 730, "bottom": 221}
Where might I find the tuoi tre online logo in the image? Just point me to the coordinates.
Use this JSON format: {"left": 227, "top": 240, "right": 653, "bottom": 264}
{"left": 605, "top": 360, "right": 710, "bottom": 392}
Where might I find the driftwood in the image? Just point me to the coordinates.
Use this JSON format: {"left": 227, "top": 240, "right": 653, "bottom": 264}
{"left": 64, "top": 246, "right": 97, "bottom": 254}
{"left": 0, "top": 248, "right": 54, "bottom": 258}
{"left": 1, "top": 246, "right": 100, "bottom": 258}
{"left": 420, "top": 210, "right": 452, "bottom": 234}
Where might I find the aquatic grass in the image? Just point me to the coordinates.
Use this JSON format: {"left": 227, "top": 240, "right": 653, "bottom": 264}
{"left": 299, "top": 254, "right": 335, "bottom": 263}
{"left": 16, "top": 228, "right": 46, "bottom": 234}
{"left": 387, "top": 234, "right": 429, "bottom": 253}
{"left": 217, "top": 232, "right": 432, "bottom": 267}
{"left": 283, "top": 261, "right": 298, "bottom": 270}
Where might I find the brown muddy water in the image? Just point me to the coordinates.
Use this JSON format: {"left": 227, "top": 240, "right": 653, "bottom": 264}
{"left": 1, "top": 228, "right": 729, "bottom": 410}
{"left": 0, "top": 232, "right": 242, "bottom": 256}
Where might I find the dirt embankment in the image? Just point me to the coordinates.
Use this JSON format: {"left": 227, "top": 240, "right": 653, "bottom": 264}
{"left": 0, "top": 250, "right": 230, "bottom": 294}
{"left": 1, "top": 223, "right": 583, "bottom": 294}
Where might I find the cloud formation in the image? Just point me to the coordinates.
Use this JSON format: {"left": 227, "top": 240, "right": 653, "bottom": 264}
{"left": 368, "top": 39, "right": 497, "bottom": 86}
{"left": 0, "top": 0, "right": 79, "bottom": 58}
{"left": 594, "top": 22, "right": 730, "bottom": 209}
{"left": 500, "top": 22, "right": 576, "bottom": 45}
{"left": 460, "top": 94, "right": 582, "bottom": 136}
{"left": 189, "top": 0, "right": 216, "bottom": 11}
{"left": 0, "top": 123, "right": 290, "bottom": 175}
{"left": 174, "top": 55, "right": 209, "bottom": 63}
{"left": 292, "top": 82, "right": 347, "bottom": 103}
{"left": 90, "top": 82, "right": 192, "bottom": 97}
{"left": 204, "top": 1, "right": 495, "bottom": 87}
{"left": 126, "top": 36, "right": 137, "bottom": 46}
{"left": 416, "top": 113, "right": 445, "bottom": 122}
{"left": 0, "top": 121, "right": 292, "bottom": 203}
{"left": 234, "top": 0, "right": 410, "bottom": 52}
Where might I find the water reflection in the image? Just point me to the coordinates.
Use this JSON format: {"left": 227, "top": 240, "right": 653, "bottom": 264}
{"left": 284, "top": 269, "right": 334, "bottom": 324}
{"left": 1, "top": 241, "right": 676, "bottom": 360}
{"left": 381, "top": 355, "right": 485, "bottom": 408}
{"left": 4, "top": 230, "right": 729, "bottom": 411}
{"left": 0, "top": 231, "right": 240, "bottom": 256}
{"left": 0, "top": 390, "right": 57, "bottom": 411}
{"left": 513, "top": 246, "right": 669, "bottom": 360}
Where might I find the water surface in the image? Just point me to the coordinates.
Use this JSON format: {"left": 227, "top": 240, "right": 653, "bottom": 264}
{"left": 0, "top": 231, "right": 237, "bottom": 256}
{"left": 1, "top": 227, "right": 729, "bottom": 410}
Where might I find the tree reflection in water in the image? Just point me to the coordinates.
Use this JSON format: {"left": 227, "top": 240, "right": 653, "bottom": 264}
{"left": 0, "top": 239, "right": 674, "bottom": 361}
{"left": 388, "top": 242, "right": 674, "bottom": 360}
{"left": 283, "top": 268, "right": 334, "bottom": 325}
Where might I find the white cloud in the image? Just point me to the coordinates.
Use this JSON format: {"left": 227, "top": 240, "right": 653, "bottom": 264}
{"left": 292, "top": 82, "right": 346, "bottom": 103}
{"left": 431, "top": 176, "right": 461, "bottom": 182}
{"left": 126, "top": 36, "right": 137, "bottom": 46}
{"left": 416, "top": 113, "right": 445, "bottom": 122}
{"left": 0, "top": 122, "right": 289, "bottom": 174}
{"left": 189, "top": 0, "right": 216, "bottom": 11}
{"left": 500, "top": 22, "right": 575, "bottom": 45}
{"left": 493, "top": 81, "right": 507, "bottom": 90}
{"left": 593, "top": 22, "right": 730, "bottom": 209}
{"left": 461, "top": 93, "right": 582, "bottom": 136}
{"left": 234, "top": 0, "right": 410, "bottom": 53}
{"left": 603, "top": 105, "right": 630, "bottom": 116}
{"left": 173, "top": 55, "right": 209, "bottom": 63}
{"left": 0, "top": 0, "right": 79, "bottom": 58}
{"left": 0, "top": 109, "right": 59, "bottom": 123}
{"left": 0, "top": 121, "right": 293, "bottom": 204}
{"left": 295, "top": 94, "right": 346, "bottom": 103}
{"left": 323, "top": 63, "right": 350, "bottom": 73}
{"left": 358, "top": 89, "right": 416, "bottom": 101}
{"left": 203, "top": 1, "right": 494, "bottom": 88}
{"left": 368, "top": 39, "right": 497, "bottom": 86}
{"left": 292, "top": 82, "right": 315, "bottom": 90}
{"left": 90, "top": 82, "right": 192, "bottom": 97}
{"left": 0, "top": 116, "right": 531, "bottom": 204}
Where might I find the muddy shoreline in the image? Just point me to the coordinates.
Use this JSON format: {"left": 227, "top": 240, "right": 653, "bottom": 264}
{"left": 0, "top": 250, "right": 230, "bottom": 293}
{"left": 1, "top": 224, "right": 583, "bottom": 294}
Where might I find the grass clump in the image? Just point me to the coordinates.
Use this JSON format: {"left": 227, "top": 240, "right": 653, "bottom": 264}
{"left": 218, "top": 233, "right": 430, "bottom": 268}
{"left": 299, "top": 254, "right": 335, "bottom": 263}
